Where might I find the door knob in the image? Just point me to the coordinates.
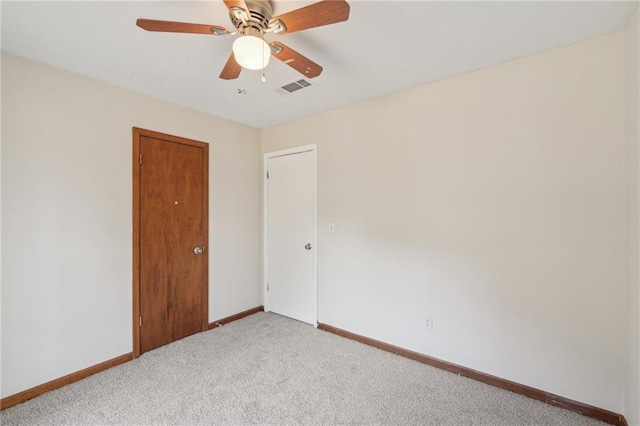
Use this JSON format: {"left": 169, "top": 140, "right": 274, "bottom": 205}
{"left": 193, "top": 246, "right": 205, "bottom": 255}
{"left": 304, "top": 243, "right": 312, "bottom": 250}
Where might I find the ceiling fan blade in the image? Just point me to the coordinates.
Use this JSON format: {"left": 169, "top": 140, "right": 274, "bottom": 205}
{"left": 269, "top": 0, "right": 350, "bottom": 34}
{"left": 220, "top": 53, "right": 242, "bottom": 80}
{"left": 269, "top": 42, "right": 323, "bottom": 78}
{"left": 223, "top": 0, "right": 250, "bottom": 13}
{"left": 136, "top": 19, "right": 229, "bottom": 35}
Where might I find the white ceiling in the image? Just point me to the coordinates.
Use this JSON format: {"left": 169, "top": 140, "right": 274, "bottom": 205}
{"left": 2, "top": 1, "right": 638, "bottom": 128}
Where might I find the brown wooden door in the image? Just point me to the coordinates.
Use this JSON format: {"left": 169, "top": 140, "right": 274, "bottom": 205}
{"left": 133, "top": 128, "right": 208, "bottom": 356}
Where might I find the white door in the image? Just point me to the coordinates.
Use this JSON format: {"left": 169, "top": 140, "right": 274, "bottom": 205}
{"left": 266, "top": 149, "right": 316, "bottom": 325}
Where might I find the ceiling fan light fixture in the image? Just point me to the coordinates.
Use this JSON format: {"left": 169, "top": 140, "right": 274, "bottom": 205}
{"left": 232, "top": 35, "right": 270, "bottom": 70}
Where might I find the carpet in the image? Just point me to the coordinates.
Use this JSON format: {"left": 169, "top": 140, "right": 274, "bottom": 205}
{"left": 0, "top": 312, "right": 608, "bottom": 425}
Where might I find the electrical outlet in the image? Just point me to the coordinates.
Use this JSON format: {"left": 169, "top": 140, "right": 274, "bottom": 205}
{"left": 425, "top": 317, "right": 434, "bottom": 331}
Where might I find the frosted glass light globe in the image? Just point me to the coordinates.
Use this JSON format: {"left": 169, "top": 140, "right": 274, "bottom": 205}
{"left": 232, "top": 35, "right": 270, "bottom": 70}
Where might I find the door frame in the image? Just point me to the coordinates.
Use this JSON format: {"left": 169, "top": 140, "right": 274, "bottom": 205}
{"left": 263, "top": 144, "right": 318, "bottom": 326}
{"left": 132, "top": 127, "right": 209, "bottom": 358}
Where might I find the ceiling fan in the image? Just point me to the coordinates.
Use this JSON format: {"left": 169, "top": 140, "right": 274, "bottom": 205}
{"left": 136, "top": 0, "right": 350, "bottom": 80}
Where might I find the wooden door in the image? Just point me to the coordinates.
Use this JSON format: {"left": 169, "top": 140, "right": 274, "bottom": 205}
{"left": 265, "top": 149, "right": 316, "bottom": 325}
{"left": 133, "top": 128, "right": 208, "bottom": 357}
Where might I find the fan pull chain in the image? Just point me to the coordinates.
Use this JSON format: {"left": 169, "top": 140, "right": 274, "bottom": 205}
{"left": 261, "top": 37, "right": 267, "bottom": 83}
{"left": 238, "top": 71, "right": 246, "bottom": 95}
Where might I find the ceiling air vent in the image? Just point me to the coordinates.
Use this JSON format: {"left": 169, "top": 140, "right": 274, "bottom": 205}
{"left": 277, "top": 79, "right": 313, "bottom": 95}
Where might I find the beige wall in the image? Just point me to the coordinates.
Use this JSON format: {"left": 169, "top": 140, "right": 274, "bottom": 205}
{"left": 626, "top": 6, "right": 640, "bottom": 426}
{"left": 262, "top": 33, "right": 626, "bottom": 412}
{"left": 1, "top": 53, "right": 262, "bottom": 397}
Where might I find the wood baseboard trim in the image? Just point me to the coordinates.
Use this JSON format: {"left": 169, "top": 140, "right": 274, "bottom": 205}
{"left": 208, "top": 305, "right": 264, "bottom": 330}
{"left": 317, "top": 323, "right": 627, "bottom": 426}
{"left": 0, "top": 352, "right": 133, "bottom": 410}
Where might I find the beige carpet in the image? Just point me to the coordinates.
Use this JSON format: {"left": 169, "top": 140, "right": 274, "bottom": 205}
{"left": 1, "top": 312, "right": 608, "bottom": 425}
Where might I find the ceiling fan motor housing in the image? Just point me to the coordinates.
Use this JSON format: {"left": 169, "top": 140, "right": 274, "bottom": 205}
{"left": 230, "top": 0, "right": 273, "bottom": 32}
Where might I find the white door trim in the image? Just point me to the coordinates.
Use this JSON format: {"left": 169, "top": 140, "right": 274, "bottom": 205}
{"left": 263, "top": 144, "right": 318, "bottom": 326}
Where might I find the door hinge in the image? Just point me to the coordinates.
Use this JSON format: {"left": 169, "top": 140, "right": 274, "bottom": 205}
{"left": 266, "top": 171, "right": 269, "bottom": 179}
{"left": 139, "top": 154, "right": 143, "bottom": 165}
{"left": 267, "top": 283, "right": 269, "bottom": 291}
{"left": 139, "top": 316, "right": 143, "bottom": 327}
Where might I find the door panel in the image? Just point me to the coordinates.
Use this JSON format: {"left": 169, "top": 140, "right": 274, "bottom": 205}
{"left": 138, "top": 133, "right": 208, "bottom": 354}
{"left": 267, "top": 151, "right": 315, "bottom": 324}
